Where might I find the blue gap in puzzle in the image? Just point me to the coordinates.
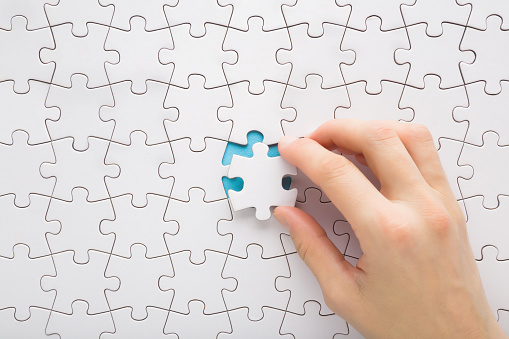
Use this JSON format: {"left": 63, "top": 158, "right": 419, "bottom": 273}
{"left": 222, "top": 131, "right": 292, "bottom": 197}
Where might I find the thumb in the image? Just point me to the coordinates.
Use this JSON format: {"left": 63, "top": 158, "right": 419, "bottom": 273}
{"left": 274, "top": 206, "right": 359, "bottom": 310}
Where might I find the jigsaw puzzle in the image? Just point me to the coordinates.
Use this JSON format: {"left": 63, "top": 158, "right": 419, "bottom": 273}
{"left": 0, "top": 0, "right": 509, "bottom": 337}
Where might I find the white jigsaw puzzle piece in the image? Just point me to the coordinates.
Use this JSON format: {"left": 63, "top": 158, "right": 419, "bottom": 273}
{"left": 0, "top": 131, "right": 55, "bottom": 207}
{"left": 40, "top": 23, "right": 118, "bottom": 88}
{"left": 164, "top": 188, "right": 232, "bottom": 264}
{"left": 278, "top": 23, "right": 354, "bottom": 89}
{"left": 105, "top": 244, "right": 175, "bottom": 320}
{"left": 341, "top": 17, "right": 410, "bottom": 94}
{"left": 159, "top": 251, "right": 236, "bottom": 314}
{"left": 101, "top": 194, "right": 177, "bottom": 258}
{"left": 223, "top": 17, "right": 291, "bottom": 94}
{"left": 0, "top": 194, "right": 59, "bottom": 258}
{"left": 105, "top": 131, "right": 175, "bottom": 207}
{"left": 282, "top": 74, "right": 349, "bottom": 138}
{"left": 0, "top": 16, "right": 54, "bottom": 93}
{"left": 41, "top": 250, "right": 119, "bottom": 314}
{"left": 46, "top": 74, "right": 115, "bottom": 151}
{"left": 165, "top": 75, "right": 232, "bottom": 151}
{"left": 101, "top": 80, "right": 176, "bottom": 145}
{"left": 46, "top": 187, "right": 115, "bottom": 264}
{"left": 400, "top": 75, "right": 468, "bottom": 148}
{"left": 222, "top": 244, "right": 290, "bottom": 320}
{"left": 0, "top": 81, "right": 58, "bottom": 144}
{"left": 0, "top": 244, "right": 56, "bottom": 321}
{"left": 228, "top": 143, "right": 297, "bottom": 221}
{"left": 105, "top": 17, "right": 174, "bottom": 94}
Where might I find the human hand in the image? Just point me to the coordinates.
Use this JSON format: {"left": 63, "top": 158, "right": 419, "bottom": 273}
{"left": 274, "top": 120, "right": 507, "bottom": 339}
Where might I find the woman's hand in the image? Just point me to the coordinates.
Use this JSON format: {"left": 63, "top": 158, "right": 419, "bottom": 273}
{"left": 274, "top": 119, "right": 506, "bottom": 339}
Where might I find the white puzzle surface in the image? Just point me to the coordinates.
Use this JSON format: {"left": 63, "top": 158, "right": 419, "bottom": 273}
{"left": 0, "top": 0, "right": 509, "bottom": 338}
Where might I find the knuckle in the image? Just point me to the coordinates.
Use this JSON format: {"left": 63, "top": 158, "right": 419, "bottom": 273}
{"left": 317, "top": 155, "right": 352, "bottom": 185}
{"left": 422, "top": 202, "right": 454, "bottom": 235}
{"left": 408, "top": 124, "right": 434, "bottom": 143}
{"left": 377, "top": 210, "right": 415, "bottom": 246}
{"left": 365, "top": 121, "right": 400, "bottom": 145}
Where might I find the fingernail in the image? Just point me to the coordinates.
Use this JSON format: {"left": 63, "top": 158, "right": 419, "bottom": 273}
{"left": 273, "top": 211, "right": 289, "bottom": 231}
{"left": 278, "top": 136, "right": 298, "bottom": 149}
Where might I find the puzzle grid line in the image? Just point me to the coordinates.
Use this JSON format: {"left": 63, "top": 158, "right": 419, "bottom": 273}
{"left": 1, "top": 0, "right": 509, "bottom": 337}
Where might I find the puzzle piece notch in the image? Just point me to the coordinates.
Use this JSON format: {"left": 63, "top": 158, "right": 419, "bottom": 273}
{"left": 0, "top": 307, "right": 57, "bottom": 339}
{"left": 228, "top": 142, "right": 298, "bottom": 221}
{"left": 101, "top": 194, "right": 177, "bottom": 258}
{"left": 222, "top": 244, "right": 290, "bottom": 320}
{"left": 217, "top": 307, "right": 289, "bottom": 339}
{"left": 105, "top": 244, "right": 175, "bottom": 320}
{"left": 401, "top": 0, "right": 471, "bottom": 37}
{"left": 45, "top": 0, "right": 114, "bottom": 37}
{"left": 99, "top": 0, "right": 178, "bottom": 31}
{"left": 164, "top": 75, "right": 233, "bottom": 151}
{"left": 336, "top": 0, "right": 414, "bottom": 31}
{"left": 456, "top": 0, "right": 509, "bottom": 30}
{"left": 165, "top": 300, "right": 232, "bottom": 337}
{"left": 46, "top": 300, "right": 115, "bottom": 338}
{"left": 104, "top": 307, "right": 172, "bottom": 338}
{"left": 104, "top": 16, "right": 174, "bottom": 94}
{"left": 0, "top": 16, "right": 54, "bottom": 94}
{"left": 281, "top": 301, "right": 349, "bottom": 338}
{"left": 164, "top": 0, "right": 233, "bottom": 38}
{"left": 164, "top": 188, "right": 232, "bottom": 264}
{"left": 45, "top": 74, "right": 115, "bottom": 151}
{"left": 217, "top": 0, "right": 294, "bottom": 31}
{"left": 282, "top": 0, "right": 351, "bottom": 37}
{"left": 437, "top": 138, "right": 474, "bottom": 201}
{"left": 460, "top": 15, "right": 509, "bottom": 95}
{"left": 0, "top": 0, "right": 58, "bottom": 30}
{"left": 0, "top": 244, "right": 56, "bottom": 321}
{"left": 218, "top": 81, "right": 295, "bottom": 145}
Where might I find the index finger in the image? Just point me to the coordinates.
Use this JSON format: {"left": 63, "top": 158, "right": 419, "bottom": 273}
{"left": 278, "top": 136, "right": 389, "bottom": 232}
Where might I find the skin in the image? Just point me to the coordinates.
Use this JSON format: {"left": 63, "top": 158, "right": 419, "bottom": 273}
{"left": 274, "top": 120, "right": 507, "bottom": 339}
